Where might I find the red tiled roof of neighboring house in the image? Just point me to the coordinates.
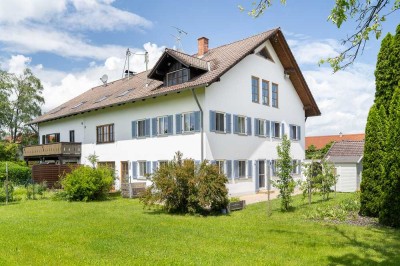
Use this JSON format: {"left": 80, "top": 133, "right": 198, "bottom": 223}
{"left": 325, "top": 140, "right": 364, "bottom": 163}
{"left": 305, "top": 134, "right": 365, "bottom": 150}
{"left": 30, "top": 28, "right": 320, "bottom": 125}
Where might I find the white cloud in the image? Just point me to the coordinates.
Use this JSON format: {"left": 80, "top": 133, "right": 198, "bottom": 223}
{"left": 289, "top": 38, "right": 340, "bottom": 65}
{"left": 305, "top": 63, "right": 375, "bottom": 136}
{"left": 7, "top": 55, "right": 31, "bottom": 75}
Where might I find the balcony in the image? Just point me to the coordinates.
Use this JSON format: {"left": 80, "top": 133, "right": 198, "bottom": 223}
{"left": 23, "top": 142, "right": 82, "bottom": 159}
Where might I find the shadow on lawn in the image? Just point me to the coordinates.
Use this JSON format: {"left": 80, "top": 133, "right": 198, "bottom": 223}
{"left": 326, "top": 225, "right": 400, "bottom": 265}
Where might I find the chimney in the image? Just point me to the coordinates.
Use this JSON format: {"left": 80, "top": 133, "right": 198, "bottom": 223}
{"left": 197, "top": 37, "right": 209, "bottom": 57}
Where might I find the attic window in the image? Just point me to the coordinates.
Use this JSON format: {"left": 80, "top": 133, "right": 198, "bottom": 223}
{"left": 166, "top": 68, "right": 189, "bottom": 86}
{"left": 257, "top": 47, "right": 274, "bottom": 62}
{"left": 116, "top": 88, "right": 133, "bottom": 98}
{"left": 50, "top": 106, "right": 65, "bottom": 114}
{"left": 71, "top": 101, "right": 87, "bottom": 109}
{"left": 94, "top": 95, "right": 110, "bottom": 103}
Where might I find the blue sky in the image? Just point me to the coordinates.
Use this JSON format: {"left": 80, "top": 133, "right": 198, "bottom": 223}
{"left": 0, "top": 0, "right": 398, "bottom": 136}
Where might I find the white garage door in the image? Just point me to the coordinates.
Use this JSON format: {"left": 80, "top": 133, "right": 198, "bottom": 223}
{"left": 335, "top": 164, "right": 357, "bottom": 192}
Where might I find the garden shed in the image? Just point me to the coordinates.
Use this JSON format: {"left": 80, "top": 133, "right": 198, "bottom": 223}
{"left": 325, "top": 140, "right": 364, "bottom": 192}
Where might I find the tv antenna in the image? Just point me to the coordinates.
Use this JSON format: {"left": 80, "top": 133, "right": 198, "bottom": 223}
{"left": 171, "top": 26, "right": 188, "bottom": 52}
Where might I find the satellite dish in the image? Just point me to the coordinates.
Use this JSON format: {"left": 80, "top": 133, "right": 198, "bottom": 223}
{"left": 100, "top": 74, "right": 108, "bottom": 86}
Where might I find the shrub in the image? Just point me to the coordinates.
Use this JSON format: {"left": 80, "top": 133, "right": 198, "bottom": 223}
{"left": 0, "top": 161, "right": 31, "bottom": 185}
{"left": 141, "top": 152, "right": 229, "bottom": 214}
{"left": 0, "top": 181, "right": 14, "bottom": 202}
{"left": 26, "top": 181, "right": 47, "bottom": 200}
{"left": 61, "top": 166, "right": 114, "bottom": 201}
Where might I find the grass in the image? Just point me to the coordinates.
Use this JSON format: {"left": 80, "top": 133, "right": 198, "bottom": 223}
{"left": 0, "top": 192, "right": 399, "bottom": 265}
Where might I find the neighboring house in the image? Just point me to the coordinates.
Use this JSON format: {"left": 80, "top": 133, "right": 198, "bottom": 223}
{"left": 325, "top": 140, "right": 364, "bottom": 192}
{"left": 306, "top": 133, "right": 365, "bottom": 150}
{"left": 24, "top": 28, "right": 320, "bottom": 196}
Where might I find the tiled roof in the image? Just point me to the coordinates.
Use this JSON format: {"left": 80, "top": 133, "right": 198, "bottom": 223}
{"left": 306, "top": 134, "right": 365, "bottom": 150}
{"left": 325, "top": 140, "right": 364, "bottom": 163}
{"left": 30, "top": 28, "right": 320, "bottom": 124}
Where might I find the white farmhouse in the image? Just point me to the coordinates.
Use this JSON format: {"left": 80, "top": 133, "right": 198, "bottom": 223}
{"left": 25, "top": 28, "right": 320, "bottom": 196}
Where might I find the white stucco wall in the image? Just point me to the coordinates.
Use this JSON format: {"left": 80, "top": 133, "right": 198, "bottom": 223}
{"left": 335, "top": 163, "right": 359, "bottom": 192}
{"left": 204, "top": 40, "right": 305, "bottom": 195}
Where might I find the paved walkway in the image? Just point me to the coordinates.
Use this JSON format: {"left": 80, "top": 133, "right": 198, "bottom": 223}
{"left": 239, "top": 189, "right": 303, "bottom": 205}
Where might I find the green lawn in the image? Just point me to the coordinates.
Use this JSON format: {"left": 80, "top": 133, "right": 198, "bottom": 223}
{"left": 0, "top": 193, "right": 399, "bottom": 265}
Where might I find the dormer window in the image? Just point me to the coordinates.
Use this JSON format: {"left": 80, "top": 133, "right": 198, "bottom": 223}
{"left": 166, "top": 68, "right": 189, "bottom": 86}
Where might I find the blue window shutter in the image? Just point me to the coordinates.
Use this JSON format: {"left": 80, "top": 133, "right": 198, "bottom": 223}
{"left": 254, "top": 118, "right": 259, "bottom": 136}
{"left": 209, "top": 110, "right": 216, "bottom": 132}
{"left": 226, "top": 160, "right": 232, "bottom": 180}
{"left": 152, "top": 118, "right": 157, "bottom": 137}
{"left": 266, "top": 120, "right": 270, "bottom": 137}
{"left": 255, "top": 161, "right": 259, "bottom": 189}
{"left": 226, "top": 113, "right": 232, "bottom": 133}
{"left": 144, "top": 119, "right": 150, "bottom": 137}
{"left": 234, "top": 160, "right": 239, "bottom": 178}
{"left": 281, "top": 122, "right": 285, "bottom": 138}
{"left": 247, "top": 160, "right": 252, "bottom": 178}
{"left": 233, "top": 115, "right": 238, "bottom": 134}
{"left": 247, "top": 117, "right": 252, "bottom": 135}
{"left": 132, "top": 121, "right": 137, "bottom": 138}
{"left": 298, "top": 126, "right": 301, "bottom": 140}
{"left": 146, "top": 161, "right": 151, "bottom": 174}
{"left": 194, "top": 111, "right": 200, "bottom": 132}
{"left": 152, "top": 161, "right": 158, "bottom": 173}
{"left": 132, "top": 161, "right": 137, "bottom": 179}
{"left": 175, "top": 114, "right": 182, "bottom": 134}
{"left": 271, "top": 122, "right": 275, "bottom": 138}
{"left": 289, "top": 124, "right": 293, "bottom": 140}
{"left": 168, "top": 115, "right": 173, "bottom": 135}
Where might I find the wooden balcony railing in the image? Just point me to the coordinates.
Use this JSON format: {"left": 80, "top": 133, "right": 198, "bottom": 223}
{"left": 23, "top": 142, "right": 82, "bottom": 158}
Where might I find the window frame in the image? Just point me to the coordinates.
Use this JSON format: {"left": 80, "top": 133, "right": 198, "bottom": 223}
{"left": 138, "top": 161, "right": 148, "bottom": 178}
{"left": 157, "top": 116, "right": 169, "bottom": 136}
{"left": 272, "top": 83, "right": 279, "bottom": 108}
{"left": 216, "top": 160, "right": 225, "bottom": 174}
{"left": 69, "top": 130, "right": 75, "bottom": 143}
{"left": 251, "top": 76, "right": 259, "bottom": 103}
{"left": 292, "top": 160, "right": 301, "bottom": 175}
{"left": 262, "top": 79, "right": 270, "bottom": 106}
{"left": 45, "top": 133, "right": 60, "bottom": 144}
{"left": 166, "top": 68, "right": 189, "bottom": 86}
{"left": 273, "top": 122, "right": 281, "bottom": 139}
{"left": 215, "top": 111, "right": 226, "bottom": 133}
{"left": 257, "top": 119, "right": 265, "bottom": 136}
{"left": 238, "top": 160, "right": 247, "bottom": 178}
{"left": 137, "top": 119, "right": 146, "bottom": 138}
{"left": 238, "top": 116, "right": 246, "bottom": 134}
{"left": 182, "top": 112, "right": 195, "bottom": 133}
{"left": 96, "top": 124, "right": 114, "bottom": 144}
{"left": 290, "top": 125, "right": 300, "bottom": 141}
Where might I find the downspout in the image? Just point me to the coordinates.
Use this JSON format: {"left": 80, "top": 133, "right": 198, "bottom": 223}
{"left": 191, "top": 88, "right": 204, "bottom": 162}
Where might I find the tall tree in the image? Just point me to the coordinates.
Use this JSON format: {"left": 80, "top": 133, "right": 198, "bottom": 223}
{"left": 380, "top": 86, "right": 400, "bottom": 227}
{"left": 0, "top": 69, "right": 44, "bottom": 143}
{"left": 274, "top": 134, "right": 296, "bottom": 211}
{"left": 240, "top": 0, "right": 400, "bottom": 71}
{"left": 360, "top": 104, "right": 387, "bottom": 217}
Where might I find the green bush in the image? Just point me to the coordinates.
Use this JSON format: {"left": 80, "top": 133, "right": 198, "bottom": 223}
{"left": 0, "top": 161, "right": 31, "bottom": 185}
{"left": 0, "top": 181, "right": 14, "bottom": 202}
{"left": 26, "top": 182, "right": 47, "bottom": 200}
{"left": 61, "top": 166, "right": 114, "bottom": 201}
{"left": 141, "top": 152, "right": 229, "bottom": 214}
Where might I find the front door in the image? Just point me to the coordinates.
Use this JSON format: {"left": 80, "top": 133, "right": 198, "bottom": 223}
{"left": 120, "top": 161, "right": 129, "bottom": 184}
{"left": 258, "top": 160, "right": 265, "bottom": 189}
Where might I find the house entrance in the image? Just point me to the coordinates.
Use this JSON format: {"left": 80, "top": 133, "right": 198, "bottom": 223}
{"left": 258, "top": 160, "right": 266, "bottom": 189}
{"left": 121, "top": 161, "right": 129, "bottom": 183}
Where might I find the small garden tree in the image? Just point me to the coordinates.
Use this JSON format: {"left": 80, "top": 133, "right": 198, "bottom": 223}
{"left": 140, "top": 152, "right": 228, "bottom": 214}
{"left": 316, "top": 161, "right": 338, "bottom": 200}
{"left": 274, "top": 135, "right": 296, "bottom": 211}
{"left": 301, "top": 160, "right": 322, "bottom": 205}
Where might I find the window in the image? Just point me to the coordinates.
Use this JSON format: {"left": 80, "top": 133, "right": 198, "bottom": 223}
{"left": 159, "top": 161, "right": 168, "bottom": 168}
{"left": 272, "top": 122, "right": 281, "bottom": 138}
{"left": 158, "top": 116, "right": 170, "bottom": 135}
{"left": 257, "top": 47, "right": 274, "bottom": 61}
{"left": 183, "top": 112, "right": 195, "bottom": 132}
{"left": 290, "top": 125, "right": 301, "bottom": 140}
{"left": 137, "top": 120, "right": 146, "bottom": 137}
{"left": 251, "top": 76, "right": 259, "bottom": 103}
{"left": 292, "top": 160, "right": 301, "bottom": 175}
{"left": 41, "top": 135, "right": 45, "bottom": 144}
{"left": 257, "top": 119, "right": 265, "bottom": 136}
{"left": 237, "top": 116, "right": 246, "bottom": 134}
{"left": 96, "top": 124, "right": 114, "bottom": 143}
{"left": 272, "top": 160, "right": 277, "bottom": 176}
{"left": 45, "top": 133, "right": 60, "bottom": 144}
{"left": 215, "top": 112, "right": 225, "bottom": 132}
{"left": 238, "top": 160, "right": 246, "bottom": 178}
{"left": 262, "top": 80, "right": 269, "bottom": 105}
{"left": 139, "top": 161, "right": 148, "bottom": 178}
{"left": 216, "top": 160, "right": 224, "bottom": 174}
{"left": 69, "top": 130, "right": 75, "bottom": 142}
{"left": 166, "top": 68, "right": 189, "bottom": 86}
{"left": 272, "top": 83, "right": 278, "bottom": 108}
{"left": 98, "top": 161, "right": 115, "bottom": 171}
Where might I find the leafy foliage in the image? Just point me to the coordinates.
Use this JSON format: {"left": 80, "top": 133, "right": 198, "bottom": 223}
{"left": 360, "top": 104, "right": 387, "bottom": 217}
{"left": 0, "top": 68, "right": 44, "bottom": 142}
{"left": 273, "top": 135, "right": 296, "bottom": 211}
{"left": 305, "top": 142, "right": 333, "bottom": 159}
{"left": 300, "top": 160, "right": 321, "bottom": 205}
{"left": 26, "top": 182, "right": 47, "bottom": 200}
{"left": 140, "top": 152, "right": 229, "bottom": 214}
{"left": 240, "top": 0, "right": 399, "bottom": 71}
{"left": 380, "top": 86, "right": 400, "bottom": 227}
{"left": 61, "top": 166, "right": 114, "bottom": 201}
{"left": 0, "top": 141, "right": 20, "bottom": 161}
{"left": 0, "top": 180, "right": 14, "bottom": 202}
{"left": 315, "top": 161, "right": 338, "bottom": 201}
{"left": 0, "top": 161, "right": 31, "bottom": 185}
